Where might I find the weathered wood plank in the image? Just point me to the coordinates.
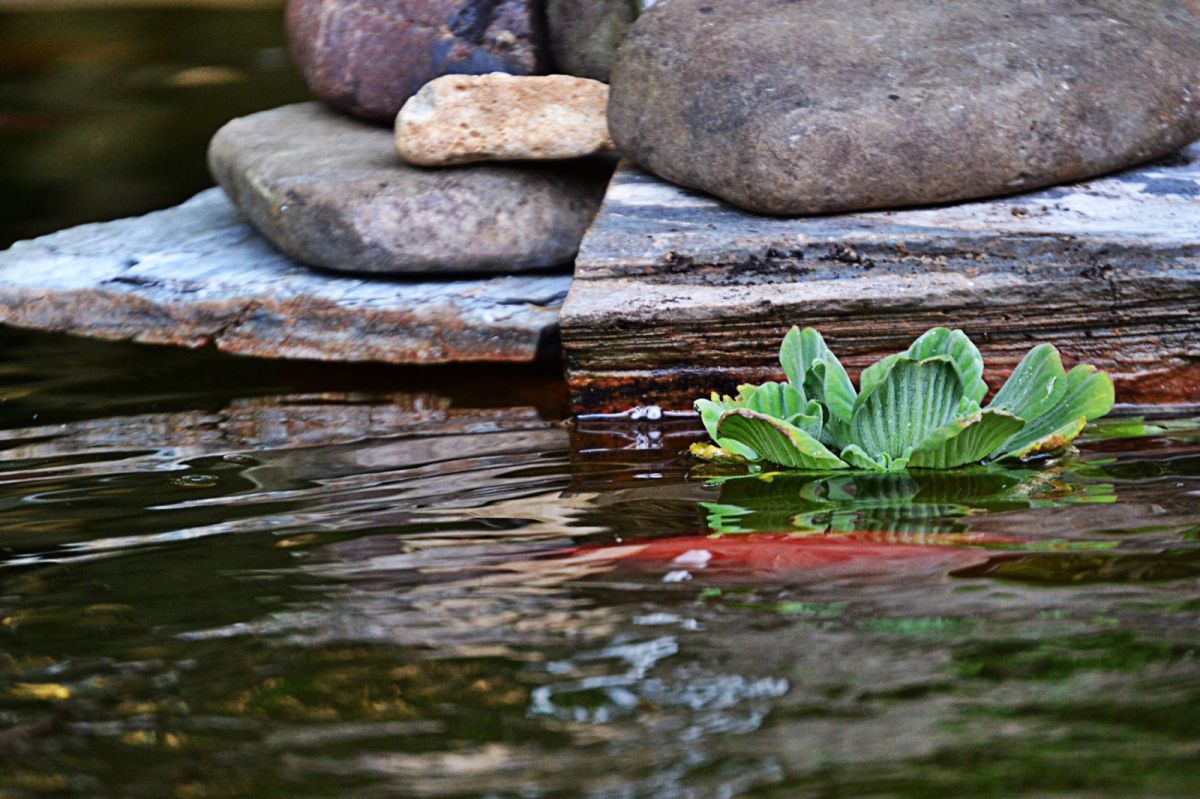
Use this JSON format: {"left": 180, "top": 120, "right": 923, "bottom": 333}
{"left": 563, "top": 146, "right": 1200, "bottom": 413}
{"left": 0, "top": 189, "right": 570, "bottom": 365}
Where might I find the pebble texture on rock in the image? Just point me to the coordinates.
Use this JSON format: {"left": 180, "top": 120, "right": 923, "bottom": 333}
{"left": 562, "top": 144, "right": 1200, "bottom": 412}
{"left": 609, "top": 0, "right": 1200, "bottom": 215}
{"left": 396, "top": 73, "right": 614, "bottom": 166}
{"left": 546, "top": 0, "right": 636, "bottom": 82}
{"left": 0, "top": 189, "right": 571, "bottom": 365}
{"left": 286, "top": 0, "right": 544, "bottom": 123}
{"left": 209, "top": 103, "right": 610, "bottom": 275}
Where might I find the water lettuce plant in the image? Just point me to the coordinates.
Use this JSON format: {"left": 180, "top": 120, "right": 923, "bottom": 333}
{"left": 693, "top": 327, "right": 1114, "bottom": 471}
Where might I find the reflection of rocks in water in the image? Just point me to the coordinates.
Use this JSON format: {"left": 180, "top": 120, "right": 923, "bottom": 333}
{"left": 0, "top": 392, "right": 557, "bottom": 464}
{"left": 184, "top": 487, "right": 626, "bottom": 651}
{"left": 0, "top": 397, "right": 569, "bottom": 559}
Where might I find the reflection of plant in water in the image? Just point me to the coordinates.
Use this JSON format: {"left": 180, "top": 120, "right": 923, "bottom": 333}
{"left": 702, "top": 466, "right": 1115, "bottom": 536}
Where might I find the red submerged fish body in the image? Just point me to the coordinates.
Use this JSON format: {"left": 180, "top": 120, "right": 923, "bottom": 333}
{"left": 569, "top": 532, "right": 1022, "bottom": 580}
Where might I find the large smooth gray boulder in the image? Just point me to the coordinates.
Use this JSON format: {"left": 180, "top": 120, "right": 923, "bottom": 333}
{"left": 209, "top": 103, "right": 611, "bottom": 275}
{"left": 609, "top": 0, "right": 1200, "bottom": 215}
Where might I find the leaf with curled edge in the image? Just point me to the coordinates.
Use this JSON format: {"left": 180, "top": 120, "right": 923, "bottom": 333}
{"left": 851, "top": 357, "right": 966, "bottom": 461}
{"left": 905, "top": 328, "right": 988, "bottom": 405}
{"left": 908, "top": 409, "right": 1026, "bottom": 470}
{"left": 717, "top": 409, "right": 849, "bottom": 470}
{"left": 695, "top": 394, "right": 758, "bottom": 460}
{"left": 779, "top": 327, "right": 856, "bottom": 425}
{"left": 839, "top": 444, "right": 888, "bottom": 472}
{"left": 988, "top": 344, "right": 1066, "bottom": 421}
{"left": 993, "top": 365, "right": 1114, "bottom": 461}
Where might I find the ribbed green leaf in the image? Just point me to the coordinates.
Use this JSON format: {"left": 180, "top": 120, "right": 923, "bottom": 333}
{"left": 779, "top": 326, "right": 810, "bottom": 393}
{"left": 988, "top": 344, "right": 1067, "bottom": 421}
{"left": 839, "top": 444, "right": 888, "bottom": 472}
{"left": 857, "top": 353, "right": 902, "bottom": 403}
{"left": 717, "top": 409, "right": 849, "bottom": 470}
{"left": 779, "top": 327, "right": 856, "bottom": 423}
{"left": 905, "top": 328, "right": 988, "bottom": 404}
{"left": 746, "top": 382, "right": 807, "bottom": 421}
{"left": 793, "top": 400, "right": 827, "bottom": 442}
{"left": 851, "top": 357, "right": 966, "bottom": 460}
{"left": 694, "top": 396, "right": 757, "bottom": 460}
{"left": 908, "top": 409, "right": 1027, "bottom": 469}
{"left": 993, "top": 365, "right": 1115, "bottom": 460}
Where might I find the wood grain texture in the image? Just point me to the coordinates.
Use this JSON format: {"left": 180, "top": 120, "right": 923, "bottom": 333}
{"left": 562, "top": 145, "right": 1200, "bottom": 413}
{"left": 0, "top": 189, "right": 570, "bottom": 365}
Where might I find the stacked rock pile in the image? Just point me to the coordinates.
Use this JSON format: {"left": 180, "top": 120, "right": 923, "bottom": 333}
{"left": 209, "top": 0, "right": 630, "bottom": 276}
{"left": 209, "top": 0, "right": 1200, "bottom": 279}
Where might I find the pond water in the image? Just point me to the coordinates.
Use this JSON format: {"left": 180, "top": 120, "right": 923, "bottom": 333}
{"left": 0, "top": 328, "right": 1198, "bottom": 798}
{"left": 0, "top": 5, "right": 307, "bottom": 247}
{"left": 3, "top": 6, "right": 1200, "bottom": 798}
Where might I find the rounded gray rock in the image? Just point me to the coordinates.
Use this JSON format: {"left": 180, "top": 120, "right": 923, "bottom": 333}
{"left": 209, "top": 103, "right": 611, "bottom": 275}
{"left": 609, "top": 0, "right": 1200, "bottom": 215}
{"left": 546, "top": 0, "right": 637, "bottom": 82}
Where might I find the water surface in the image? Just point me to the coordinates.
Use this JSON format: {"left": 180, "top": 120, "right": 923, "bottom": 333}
{"left": 1, "top": 330, "right": 1198, "bottom": 798}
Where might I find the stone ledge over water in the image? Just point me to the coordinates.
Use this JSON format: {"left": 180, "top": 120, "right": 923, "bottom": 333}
{"left": 0, "top": 189, "right": 570, "bottom": 365}
{"left": 562, "top": 144, "right": 1200, "bottom": 413}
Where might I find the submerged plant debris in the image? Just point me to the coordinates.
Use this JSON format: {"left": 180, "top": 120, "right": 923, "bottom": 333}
{"left": 693, "top": 327, "right": 1115, "bottom": 471}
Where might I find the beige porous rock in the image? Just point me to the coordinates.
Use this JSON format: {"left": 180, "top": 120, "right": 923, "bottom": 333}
{"left": 396, "top": 73, "right": 615, "bottom": 166}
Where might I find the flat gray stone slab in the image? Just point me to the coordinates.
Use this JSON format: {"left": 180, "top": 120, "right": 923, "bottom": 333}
{"left": 0, "top": 189, "right": 570, "bottom": 364}
{"left": 562, "top": 145, "right": 1200, "bottom": 412}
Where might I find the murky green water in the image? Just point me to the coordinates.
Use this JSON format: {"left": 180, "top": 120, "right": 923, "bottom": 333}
{"left": 0, "top": 6, "right": 307, "bottom": 247}
{"left": 0, "top": 328, "right": 1198, "bottom": 798}
{"left": 3, "top": 7, "right": 1200, "bottom": 798}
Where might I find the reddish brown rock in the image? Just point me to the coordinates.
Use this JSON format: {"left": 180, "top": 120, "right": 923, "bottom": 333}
{"left": 286, "top": 0, "right": 545, "bottom": 124}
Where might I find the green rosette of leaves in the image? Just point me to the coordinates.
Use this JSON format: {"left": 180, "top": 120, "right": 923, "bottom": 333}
{"left": 692, "top": 327, "right": 1114, "bottom": 472}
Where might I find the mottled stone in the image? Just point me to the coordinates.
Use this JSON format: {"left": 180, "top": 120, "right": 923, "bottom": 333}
{"left": 609, "top": 0, "right": 1200, "bottom": 215}
{"left": 396, "top": 73, "right": 614, "bottom": 166}
{"left": 0, "top": 188, "right": 572, "bottom": 365}
{"left": 285, "top": 0, "right": 544, "bottom": 124}
{"left": 209, "top": 103, "right": 611, "bottom": 275}
{"left": 546, "top": 0, "right": 636, "bottom": 82}
{"left": 561, "top": 144, "right": 1200, "bottom": 413}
